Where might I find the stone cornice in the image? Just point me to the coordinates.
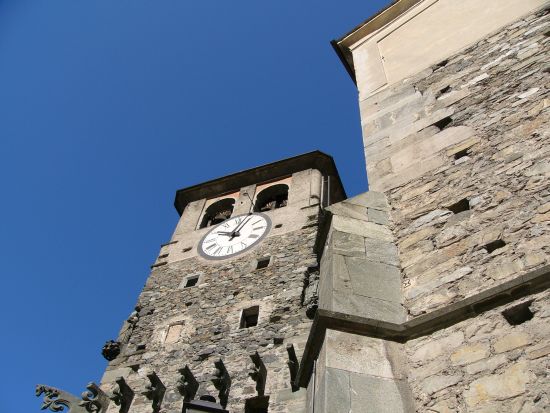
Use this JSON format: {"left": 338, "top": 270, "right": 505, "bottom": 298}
{"left": 174, "top": 151, "right": 346, "bottom": 215}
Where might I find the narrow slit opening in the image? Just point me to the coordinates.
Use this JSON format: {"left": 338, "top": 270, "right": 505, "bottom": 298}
{"left": 483, "top": 239, "right": 506, "bottom": 253}
{"left": 434, "top": 116, "right": 453, "bottom": 130}
{"left": 454, "top": 149, "right": 470, "bottom": 160}
{"left": 447, "top": 198, "right": 470, "bottom": 214}
{"left": 434, "top": 59, "right": 449, "bottom": 70}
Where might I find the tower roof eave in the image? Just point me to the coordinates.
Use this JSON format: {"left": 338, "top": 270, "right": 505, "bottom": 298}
{"left": 174, "top": 150, "right": 346, "bottom": 216}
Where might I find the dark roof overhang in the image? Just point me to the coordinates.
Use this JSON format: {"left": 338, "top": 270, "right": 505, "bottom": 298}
{"left": 174, "top": 150, "right": 346, "bottom": 215}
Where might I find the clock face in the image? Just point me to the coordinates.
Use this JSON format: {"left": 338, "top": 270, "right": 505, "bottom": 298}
{"left": 198, "top": 213, "right": 271, "bottom": 260}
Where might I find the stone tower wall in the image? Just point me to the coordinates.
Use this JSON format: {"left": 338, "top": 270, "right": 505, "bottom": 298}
{"left": 99, "top": 168, "right": 331, "bottom": 413}
{"left": 360, "top": 8, "right": 550, "bottom": 317}
{"left": 301, "top": 5, "right": 549, "bottom": 413}
{"left": 357, "top": 7, "right": 550, "bottom": 412}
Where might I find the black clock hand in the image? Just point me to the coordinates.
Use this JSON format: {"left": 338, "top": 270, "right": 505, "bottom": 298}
{"left": 231, "top": 216, "right": 252, "bottom": 238}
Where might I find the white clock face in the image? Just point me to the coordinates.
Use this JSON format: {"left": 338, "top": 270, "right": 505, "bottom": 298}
{"left": 198, "top": 213, "right": 271, "bottom": 260}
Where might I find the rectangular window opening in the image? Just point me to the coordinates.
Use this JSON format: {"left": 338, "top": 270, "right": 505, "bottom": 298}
{"left": 185, "top": 276, "right": 199, "bottom": 288}
{"left": 245, "top": 395, "right": 269, "bottom": 413}
{"left": 483, "top": 239, "right": 506, "bottom": 254}
{"left": 502, "top": 301, "right": 534, "bottom": 325}
{"left": 256, "top": 257, "right": 270, "bottom": 270}
{"left": 240, "top": 306, "right": 259, "bottom": 329}
{"left": 447, "top": 198, "right": 470, "bottom": 214}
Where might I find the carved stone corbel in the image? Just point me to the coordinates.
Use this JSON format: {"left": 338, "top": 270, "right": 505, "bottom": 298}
{"left": 78, "top": 383, "right": 110, "bottom": 412}
{"left": 248, "top": 351, "right": 267, "bottom": 396}
{"left": 177, "top": 365, "right": 199, "bottom": 402}
{"left": 108, "top": 377, "right": 134, "bottom": 413}
{"left": 211, "top": 359, "right": 231, "bottom": 408}
{"left": 286, "top": 344, "right": 300, "bottom": 391}
{"left": 141, "top": 371, "right": 165, "bottom": 413}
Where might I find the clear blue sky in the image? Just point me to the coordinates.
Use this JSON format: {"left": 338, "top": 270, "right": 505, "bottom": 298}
{"left": 0, "top": 1, "right": 391, "bottom": 411}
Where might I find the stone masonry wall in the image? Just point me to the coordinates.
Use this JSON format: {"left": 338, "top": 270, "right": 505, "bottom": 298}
{"left": 406, "top": 290, "right": 550, "bottom": 412}
{"left": 359, "top": 7, "right": 550, "bottom": 316}
{"left": 100, "top": 224, "right": 319, "bottom": 413}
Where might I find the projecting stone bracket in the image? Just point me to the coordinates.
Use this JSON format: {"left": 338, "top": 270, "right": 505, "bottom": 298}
{"left": 248, "top": 351, "right": 267, "bottom": 397}
{"left": 177, "top": 365, "right": 199, "bottom": 402}
{"left": 109, "top": 377, "right": 134, "bottom": 413}
{"left": 211, "top": 359, "right": 231, "bottom": 408}
{"left": 141, "top": 371, "right": 165, "bottom": 413}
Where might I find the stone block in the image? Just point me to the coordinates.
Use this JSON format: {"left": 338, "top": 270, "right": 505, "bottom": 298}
{"left": 330, "top": 290, "right": 406, "bottom": 324}
{"left": 343, "top": 256, "right": 402, "bottom": 303}
{"left": 465, "top": 354, "right": 507, "bottom": 375}
{"left": 410, "top": 331, "right": 464, "bottom": 363}
{"left": 527, "top": 343, "right": 550, "bottom": 360}
{"left": 364, "top": 238, "right": 400, "bottom": 266}
{"left": 331, "top": 230, "right": 366, "bottom": 257}
{"left": 400, "top": 226, "right": 438, "bottom": 250}
{"left": 368, "top": 208, "right": 390, "bottom": 225}
{"left": 331, "top": 215, "right": 394, "bottom": 242}
{"left": 390, "top": 126, "right": 476, "bottom": 174}
{"left": 493, "top": 332, "right": 531, "bottom": 353}
{"left": 464, "top": 362, "right": 532, "bottom": 407}
{"left": 450, "top": 343, "right": 490, "bottom": 365}
{"left": 349, "top": 374, "right": 413, "bottom": 413}
{"left": 421, "top": 374, "right": 462, "bottom": 395}
{"left": 323, "top": 368, "right": 350, "bottom": 413}
{"left": 325, "top": 330, "right": 406, "bottom": 379}
{"left": 327, "top": 201, "right": 369, "bottom": 222}
{"left": 411, "top": 209, "right": 453, "bottom": 229}
{"left": 370, "top": 153, "right": 447, "bottom": 192}
{"left": 344, "top": 191, "right": 390, "bottom": 211}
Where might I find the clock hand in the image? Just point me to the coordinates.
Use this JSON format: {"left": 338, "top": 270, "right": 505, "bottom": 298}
{"left": 230, "top": 216, "right": 252, "bottom": 238}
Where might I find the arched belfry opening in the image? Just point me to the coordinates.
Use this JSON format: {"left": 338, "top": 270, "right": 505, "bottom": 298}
{"left": 199, "top": 198, "right": 235, "bottom": 228}
{"left": 254, "top": 184, "right": 289, "bottom": 212}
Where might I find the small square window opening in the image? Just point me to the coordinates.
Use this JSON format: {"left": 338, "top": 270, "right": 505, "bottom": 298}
{"left": 256, "top": 257, "right": 270, "bottom": 270}
{"left": 240, "top": 306, "right": 259, "bottom": 329}
{"left": 185, "top": 276, "right": 199, "bottom": 288}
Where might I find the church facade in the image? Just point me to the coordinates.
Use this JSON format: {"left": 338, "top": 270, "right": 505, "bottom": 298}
{"left": 36, "top": 0, "right": 549, "bottom": 412}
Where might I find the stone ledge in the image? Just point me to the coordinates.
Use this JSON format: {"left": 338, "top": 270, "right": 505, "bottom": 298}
{"left": 296, "top": 264, "right": 550, "bottom": 387}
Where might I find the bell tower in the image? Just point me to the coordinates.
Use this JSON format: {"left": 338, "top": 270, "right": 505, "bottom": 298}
{"left": 89, "top": 151, "right": 344, "bottom": 413}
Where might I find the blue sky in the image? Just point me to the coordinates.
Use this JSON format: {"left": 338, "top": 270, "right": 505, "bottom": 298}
{"left": 0, "top": 1, "right": 391, "bottom": 411}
